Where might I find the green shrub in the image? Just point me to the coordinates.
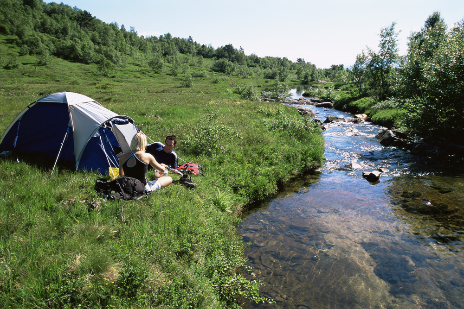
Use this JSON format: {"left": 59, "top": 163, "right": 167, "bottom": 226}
{"left": 4, "top": 56, "right": 20, "bottom": 69}
{"left": 212, "top": 59, "right": 235, "bottom": 75}
{"left": 191, "top": 70, "right": 207, "bottom": 78}
{"left": 370, "top": 108, "right": 407, "bottom": 128}
{"left": 346, "top": 97, "right": 376, "bottom": 114}
{"left": 370, "top": 98, "right": 401, "bottom": 111}
{"left": 181, "top": 72, "right": 193, "bottom": 88}
{"left": 234, "top": 84, "right": 260, "bottom": 101}
{"left": 148, "top": 56, "right": 164, "bottom": 74}
{"left": 333, "top": 90, "right": 359, "bottom": 109}
{"left": 262, "top": 81, "right": 290, "bottom": 101}
{"left": 303, "top": 86, "right": 336, "bottom": 102}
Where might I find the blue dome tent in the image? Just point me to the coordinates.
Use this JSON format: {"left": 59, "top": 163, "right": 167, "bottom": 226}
{"left": 0, "top": 92, "right": 139, "bottom": 175}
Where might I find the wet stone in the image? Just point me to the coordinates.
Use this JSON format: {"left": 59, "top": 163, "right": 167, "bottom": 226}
{"left": 288, "top": 224, "right": 311, "bottom": 233}
{"left": 401, "top": 201, "right": 443, "bottom": 215}
{"left": 401, "top": 191, "right": 422, "bottom": 198}
{"left": 246, "top": 224, "right": 264, "bottom": 231}
{"left": 363, "top": 170, "right": 381, "bottom": 182}
{"left": 261, "top": 254, "right": 275, "bottom": 268}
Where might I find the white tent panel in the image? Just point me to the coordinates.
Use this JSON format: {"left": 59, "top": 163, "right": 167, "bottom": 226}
{"left": 36, "top": 92, "right": 95, "bottom": 105}
{"left": 69, "top": 102, "right": 118, "bottom": 160}
{"left": 113, "top": 122, "right": 139, "bottom": 154}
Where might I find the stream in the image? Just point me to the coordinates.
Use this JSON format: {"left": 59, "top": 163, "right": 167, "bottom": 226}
{"left": 238, "top": 89, "right": 464, "bottom": 308}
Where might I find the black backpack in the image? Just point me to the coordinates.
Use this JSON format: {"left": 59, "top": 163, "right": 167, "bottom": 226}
{"left": 94, "top": 176, "right": 146, "bottom": 200}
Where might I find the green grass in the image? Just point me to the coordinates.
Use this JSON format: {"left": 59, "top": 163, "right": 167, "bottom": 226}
{"left": 370, "top": 108, "right": 408, "bottom": 128}
{"left": 0, "top": 34, "right": 324, "bottom": 308}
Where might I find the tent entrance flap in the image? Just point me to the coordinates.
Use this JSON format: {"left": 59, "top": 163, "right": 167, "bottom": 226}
{"left": 111, "top": 118, "right": 139, "bottom": 154}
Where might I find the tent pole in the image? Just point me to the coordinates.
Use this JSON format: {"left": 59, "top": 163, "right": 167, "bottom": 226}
{"left": 50, "top": 128, "right": 69, "bottom": 179}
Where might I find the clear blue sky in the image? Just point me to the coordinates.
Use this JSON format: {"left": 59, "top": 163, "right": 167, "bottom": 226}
{"left": 54, "top": 0, "right": 464, "bottom": 68}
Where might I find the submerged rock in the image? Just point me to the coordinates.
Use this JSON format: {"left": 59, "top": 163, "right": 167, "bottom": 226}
{"left": 362, "top": 170, "right": 382, "bottom": 182}
{"left": 324, "top": 116, "right": 346, "bottom": 123}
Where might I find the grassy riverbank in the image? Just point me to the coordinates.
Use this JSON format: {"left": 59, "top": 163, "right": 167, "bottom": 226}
{"left": 303, "top": 83, "right": 408, "bottom": 130}
{"left": 0, "top": 35, "right": 324, "bottom": 308}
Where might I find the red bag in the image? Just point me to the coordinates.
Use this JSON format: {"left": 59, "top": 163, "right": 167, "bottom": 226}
{"left": 176, "top": 162, "right": 202, "bottom": 175}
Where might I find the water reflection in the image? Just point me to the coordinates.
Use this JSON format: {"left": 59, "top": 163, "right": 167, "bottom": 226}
{"left": 238, "top": 90, "right": 464, "bottom": 308}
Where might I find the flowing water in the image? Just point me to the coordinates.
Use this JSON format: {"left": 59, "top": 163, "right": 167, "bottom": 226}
{"left": 238, "top": 89, "right": 464, "bottom": 308}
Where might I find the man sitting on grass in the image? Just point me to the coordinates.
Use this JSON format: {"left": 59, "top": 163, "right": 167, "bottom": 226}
{"left": 146, "top": 135, "right": 179, "bottom": 169}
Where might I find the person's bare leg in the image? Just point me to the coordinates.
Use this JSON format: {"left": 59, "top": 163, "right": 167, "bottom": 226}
{"left": 157, "top": 176, "right": 172, "bottom": 187}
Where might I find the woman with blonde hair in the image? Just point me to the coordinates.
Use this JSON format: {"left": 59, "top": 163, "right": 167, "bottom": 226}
{"left": 119, "top": 132, "right": 172, "bottom": 192}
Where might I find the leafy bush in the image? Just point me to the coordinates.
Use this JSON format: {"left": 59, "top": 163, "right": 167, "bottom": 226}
{"left": 333, "top": 89, "right": 360, "bottom": 109}
{"left": 263, "top": 113, "right": 321, "bottom": 140}
{"left": 4, "top": 56, "right": 20, "bottom": 69}
{"left": 212, "top": 59, "right": 235, "bottom": 75}
{"left": 304, "top": 86, "right": 336, "bottom": 102}
{"left": 236, "top": 65, "right": 252, "bottom": 78}
{"left": 262, "top": 68, "right": 278, "bottom": 79}
{"left": 234, "top": 84, "right": 260, "bottom": 101}
{"left": 148, "top": 56, "right": 164, "bottom": 74}
{"left": 191, "top": 70, "right": 207, "bottom": 78}
{"left": 262, "top": 81, "right": 290, "bottom": 101}
{"left": 169, "top": 58, "right": 181, "bottom": 76}
{"left": 345, "top": 97, "right": 376, "bottom": 114}
{"left": 370, "top": 108, "right": 407, "bottom": 128}
{"left": 97, "top": 57, "right": 114, "bottom": 77}
{"left": 182, "top": 115, "right": 243, "bottom": 157}
{"left": 370, "top": 98, "right": 401, "bottom": 111}
{"left": 181, "top": 72, "right": 193, "bottom": 88}
{"left": 37, "top": 48, "right": 52, "bottom": 65}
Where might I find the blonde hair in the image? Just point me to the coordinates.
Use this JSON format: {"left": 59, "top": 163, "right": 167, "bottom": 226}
{"left": 130, "top": 132, "right": 147, "bottom": 152}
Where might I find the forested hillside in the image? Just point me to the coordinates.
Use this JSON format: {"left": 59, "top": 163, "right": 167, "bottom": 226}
{"left": 0, "top": 0, "right": 322, "bottom": 82}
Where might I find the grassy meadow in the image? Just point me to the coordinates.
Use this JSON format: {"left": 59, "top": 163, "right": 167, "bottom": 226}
{"left": 0, "top": 34, "right": 324, "bottom": 308}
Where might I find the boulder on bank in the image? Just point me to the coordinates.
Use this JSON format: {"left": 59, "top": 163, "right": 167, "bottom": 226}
{"left": 315, "top": 102, "right": 333, "bottom": 108}
{"left": 350, "top": 114, "right": 369, "bottom": 123}
{"left": 324, "top": 116, "right": 346, "bottom": 123}
{"left": 375, "top": 129, "right": 410, "bottom": 147}
{"left": 376, "top": 130, "right": 396, "bottom": 146}
{"left": 294, "top": 105, "right": 315, "bottom": 117}
{"left": 313, "top": 119, "right": 326, "bottom": 131}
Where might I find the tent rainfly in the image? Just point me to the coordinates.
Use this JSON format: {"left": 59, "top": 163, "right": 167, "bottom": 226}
{"left": 0, "top": 92, "right": 139, "bottom": 174}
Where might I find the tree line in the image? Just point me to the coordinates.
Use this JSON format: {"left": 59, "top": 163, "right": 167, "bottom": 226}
{"left": 347, "top": 12, "right": 464, "bottom": 144}
{"left": 0, "top": 0, "right": 325, "bottom": 81}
